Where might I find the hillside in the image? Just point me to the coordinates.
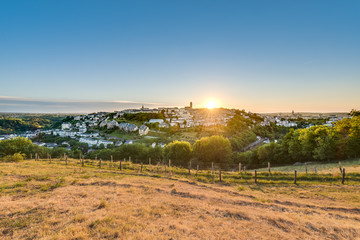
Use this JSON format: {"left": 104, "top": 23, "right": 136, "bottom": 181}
{"left": 1, "top": 161, "right": 360, "bottom": 239}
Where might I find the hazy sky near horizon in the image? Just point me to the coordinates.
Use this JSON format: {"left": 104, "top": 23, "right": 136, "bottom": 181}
{"left": 1, "top": 0, "right": 359, "bottom": 113}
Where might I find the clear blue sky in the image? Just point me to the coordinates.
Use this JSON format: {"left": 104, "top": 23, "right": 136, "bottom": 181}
{"left": 0, "top": 0, "right": 359, "bottom": 113}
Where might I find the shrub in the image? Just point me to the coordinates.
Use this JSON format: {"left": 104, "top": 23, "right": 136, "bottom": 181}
{"left": 2, "top": 153, "right": 25, "bottom": 162}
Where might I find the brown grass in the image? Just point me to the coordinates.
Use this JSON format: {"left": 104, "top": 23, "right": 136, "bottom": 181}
{"left": 1, "top": 160, "right": 360, "bottom": 239}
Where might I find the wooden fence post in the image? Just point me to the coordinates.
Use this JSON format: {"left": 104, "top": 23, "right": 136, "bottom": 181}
{"left": 65, "top": 155, "right": 68, "bottom": 165}
{"left": 212, "top": 162, "right": 214, "bottom": 175}
{"left": 81, "top": 157, "right": 84, "bottom": 167}
{"left": 99, "top": 158, "right": 102, "bottom": 168}
{"left": 342, "top": 168, "right": 345, "bottom": 184}
{"left": 339, "top": 161, "right": 342, "bottom": 174}
{"left": 164, "top": 164, "right": 167, "bottom": 175}
{"left": 119, "top": 161, "right": 122, "bottom": 171}
{"left": 239, "top": 163, "right": 241, "bottom": 173}
{"left": 111, "top": 155, "right": 113, "bottom": 168}
{"left": 129, "top": 156, "right": 131, "bottom": 162}
{"left": 169, "top": 159, "right": 171, "bottom": 167}
{"left": 219, "top": 168, "right": 222, "bottom": 182}
{"left": 49, "top": 155, "right": 52, "bottom": 163}
{"left": 254, "top": 170, "right": 257, "bottom": 183}
{"left": 149, "top": 157, "right": 151, "bottom": 165}
{"left": 294, "top": 170, "right": 297, "bottom": 184}
{"left": 141, "top": 162, "right": 143, "bottom": 173}
{"left": 188, "top": 162, "right": 191, "bottom": 175}
{"left": 268, "top": 162, "right": 271, "bottom": 173}
{"left": 305, "top": 163, "right": 308, "bottom": 174}
{"left": 95, "top": 155, "right": 97, "bottom": 161}
{"left": 196, "top": 165, "right": 199, "bottom": 175}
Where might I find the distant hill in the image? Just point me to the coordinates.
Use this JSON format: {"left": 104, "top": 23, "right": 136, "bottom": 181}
{"left": 0, "top": 114, "right": 65, "bottom": 134}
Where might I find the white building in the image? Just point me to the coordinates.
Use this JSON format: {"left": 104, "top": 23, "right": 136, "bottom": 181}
{"left": 79, "top": 138, "right": 98, "bottom": 146}
{"left": 119, "top": 123, "right": 138, "bottom": 132}
{"left": 124, "top": 140, "right": 133, "bottom": 145}
{"left": 98, "top": 139, "right": 113, "bottom": 148}
{"left": 61, "top": 123, "right": 72, "bottom": 130}
{"left": 159, "top": 122, "right": 169, "bottom": 128}
{"left": 99, "top": 121, "right": 107, "bottom": 128}
{"left": 139, "top": 125, "right": 149, "bottom": 136}
{"left": 149, "top": 119, "right": 164, "bottom": 124}
{"left": 107, "top": 120, "right": 119, "bottom": 129}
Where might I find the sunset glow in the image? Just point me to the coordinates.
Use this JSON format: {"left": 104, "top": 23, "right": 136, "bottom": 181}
{"left": 205, "top": 101, "right": 218, "bottom": 109}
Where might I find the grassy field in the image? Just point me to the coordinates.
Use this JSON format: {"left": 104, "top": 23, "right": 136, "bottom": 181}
{"left": 256, "top": 159, "right": 360, "bottom": 174}
{"left": 1, "top": 160, "right": 360, "bottom": 239}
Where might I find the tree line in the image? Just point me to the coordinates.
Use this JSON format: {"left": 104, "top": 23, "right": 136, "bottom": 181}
{"left": 235, "top": 116, "right": 360, "bottom": 167}
{"left": 2, "top": 114, "right": 359, "bottom": 170}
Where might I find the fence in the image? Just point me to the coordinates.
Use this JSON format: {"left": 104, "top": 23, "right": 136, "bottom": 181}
{"left": 28, "top": 154, "right": 360, "bottom": 185}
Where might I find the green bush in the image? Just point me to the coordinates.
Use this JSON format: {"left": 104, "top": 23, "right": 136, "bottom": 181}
{"left": 2, "top": 152, "right": 26, "bottom": 162}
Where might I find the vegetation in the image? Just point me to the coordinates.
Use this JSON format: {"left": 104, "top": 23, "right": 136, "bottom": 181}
{"left": 193, "top": 135, "right": 232, "bottom": 168}
{"left": 237, "top": 116, "right": 360, "bottom": 168}
{"left": 0, "top": 160, "right": 359, "bottom": 239}
{"left": 1, "top": 153, "right": 26, "bottom": 162}
{"left": 122, "top": 112, "right": 165, "bottom": 122}
{"left": 164, "top": 141, "right": 192, "bottom": 167}
{"left": 0, "top": 114, "right": 65, "bottom": 134}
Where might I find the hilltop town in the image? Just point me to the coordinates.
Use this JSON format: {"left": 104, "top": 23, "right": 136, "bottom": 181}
{"left": 0, "top": 103, "right": 350, "bottom": 155}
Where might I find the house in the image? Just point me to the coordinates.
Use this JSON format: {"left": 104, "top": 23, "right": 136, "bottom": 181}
{"left": 46, "top": 143, "right": 58, "bottom": 149}
{"left": 79, "top": 125, "right": 87, "bottom": 133}
{"left": 97, "top": 139, "right": 113, "bottom": 148}
{"left": 61, "top": 141, "right": 70, "bottom": 147}
{"left": 115, "top": 141, "right": 123, "bottom": 147}
{"left": 126, "top": 124, "right": 138, "bottom": 132}
{"left": 159, "top": 122, "right": 169, "bottom": 128}
{"left": 107, "top": 120, "right": 119, "bottom": 129}
{"left": 124, "top": 140, "right": 133, "bottom": 145}
{"left": 79, "top": 138, "right": 98, "bottom": 146}
{"left": 139, "top": 125, "right": 149, "bottom": 136}
{"left": 61, "top": 123, "right": 72, "bottom": 130}
{"left": 99, "top": 121, "right": 107, "bottom": 128}
{"left": 149, "top": 119, "right": 164, "bottom": 124}
{"left": 119, "top": 123, "right": 138, "bottom": 132}
{"left": 33, "top": 142, "right": 46, "bottom": 147}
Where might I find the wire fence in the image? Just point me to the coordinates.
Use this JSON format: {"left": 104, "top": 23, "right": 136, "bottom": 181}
{"left": 29, "top": 154, "right": 360, "bottom": 185}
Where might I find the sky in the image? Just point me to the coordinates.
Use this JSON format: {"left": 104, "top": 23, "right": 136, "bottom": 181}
{"left": 0, "top": 0, "right": 359, "bottom": 113}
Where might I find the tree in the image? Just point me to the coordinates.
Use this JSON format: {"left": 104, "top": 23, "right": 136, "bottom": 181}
{"left": 312, "top": 126, "right": 337, "bottom": 161}
{"left": 349, "top": 109, "right": 360, "bottom": 117}
{"left": 0, "top": 137, "right": 41, "bottom": 158}
{"left": 193, "top": 135, "right": 232, "bottom": 168}
{"left": 163, "top": 141, "right": 192, "bottom": 167}
{"left": 114, "top": 144, "right": 147, "bottom": 163}
{"left": 50, "top": 147, "right": 69, "bottom": 158}
{"left": 146, "top": 146, "right": 164, "bottom": 164}
{"left": 257, "top": 142, "right": 282, "bottom": 164}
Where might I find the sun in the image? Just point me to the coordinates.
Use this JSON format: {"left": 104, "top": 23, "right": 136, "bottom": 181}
{"left": 205, "top": 100, "right": 218, "bottom": 109}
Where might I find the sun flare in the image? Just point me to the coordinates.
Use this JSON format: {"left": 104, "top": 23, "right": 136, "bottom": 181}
{"left": 205, "top": 101, "right": 218, "bottom": 109}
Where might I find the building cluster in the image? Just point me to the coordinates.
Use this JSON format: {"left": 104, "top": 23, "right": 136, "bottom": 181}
{"left": 259, "top": 112, "right": 350, "bottom": 128}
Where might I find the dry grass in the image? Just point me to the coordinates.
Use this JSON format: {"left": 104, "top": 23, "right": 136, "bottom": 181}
{"left": 1, "top": 160, "right": 360, "bottom": 239}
